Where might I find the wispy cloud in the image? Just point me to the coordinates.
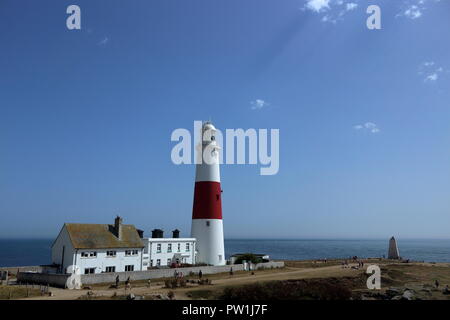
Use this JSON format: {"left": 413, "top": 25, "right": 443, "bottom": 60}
{"left": 250, "top": 99, "right": 270, "bottom": 110}
{"left": 354, "top": 122, "right": 380, "bottom": 134}
{"left": 425, "top": 73, "right": 438, "bottom": 82}
{"left": 305, "top": 0, "right": 331, "bottom": 13}
{"left": 418, "top": 61, "right": 446, "bottom": 83}
{"left": 303, "top": 0, "right": 360, "bottom": 24}
{"left": 404, "top": 5, "right": 423, "bottom": 19}
{"left": 396, "top": 0, "right": 442, "bottom": 20}
{"left": 98, "top": 37, "right": 109, "bottom": 46}
{"left": 346, "top": 3, "right": 358, "bottom": 11}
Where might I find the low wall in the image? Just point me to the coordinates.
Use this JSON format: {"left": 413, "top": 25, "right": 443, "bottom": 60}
{"left": 16, "top": 272, "right": 71, "bottom": 288}
{"left": 254, "top": 261, "right": 284, "bottom": 270}
{"left": 80, "top": 261, "right": 285, "bottom": 285}
{"left": 0, "top": 265, "right": 58, "bottom": 276}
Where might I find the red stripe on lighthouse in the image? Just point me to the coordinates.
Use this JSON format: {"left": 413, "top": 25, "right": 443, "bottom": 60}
{"left": 192, "top": 181, "right": 222, "bottom": 219}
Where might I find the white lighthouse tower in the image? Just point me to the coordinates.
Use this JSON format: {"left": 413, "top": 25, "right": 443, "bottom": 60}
{"left": 191, "top": 121, "right": 225, "bottom": 266}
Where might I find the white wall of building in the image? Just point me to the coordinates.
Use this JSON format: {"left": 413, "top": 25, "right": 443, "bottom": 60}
{"left": 74, "top": 248, "right": 143, "bottom": 274}
{"left": 51, "top": 226, "right": 76, "bottom": 273}
{"left": 142, "top": 238, "right": 196, "bottom": 269}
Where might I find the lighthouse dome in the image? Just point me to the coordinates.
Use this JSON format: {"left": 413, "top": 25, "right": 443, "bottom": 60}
{"left": 202, "top": 122, "right": 216, "bottom": 132}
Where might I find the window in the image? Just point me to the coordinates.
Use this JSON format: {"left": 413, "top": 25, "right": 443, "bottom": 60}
{"left": 144, "top": 247, "right": 148, "bottom": 254}
{"left": 81, "top": 251, "right": 96, "bottom": 258}
{"left": 156, "top": 259, "right": 161, "bottom": 266}
{"left": 218, "top": 255, "right": 222, "bottom": 261}
{"left": 106, "top": 251, "right": 116, "bottom": 257}
{"left": 105, "top": 266, "right": 115, "bottom": 273}
{"left": 84, "top": 268, "right": 95, "bottom": 274}
{"left": 167, "top": 258, "right": 171, "bottom": 266}
{"left": 177, "top": 243, "right": 181, "bottom": 252}
{"left": 186, "top": 243, "right": 190, "bottom": 252}
{"left": 125, "top": 265, "right": 134, "bottom": 272}
{"left": 125, "top": 250, "right": 138, "bottom": 256}
{"left": 157, "top": 244, "right": 162, "bottom": 253}
{"left": 150, "top": 259, "right": 153, "bottom": 266}
{"left": 167, "top": 244, "right": 172, "bottom": 253}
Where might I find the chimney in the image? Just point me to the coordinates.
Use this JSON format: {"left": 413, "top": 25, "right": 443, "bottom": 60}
{"left": 114, "top": 216, "right": 123, "bottom": 239}
{"left": 151, "top": 229, "right": 164, "bottom": 238}
{"left": 172, "top": 229, "right": 180, "bottom": 238}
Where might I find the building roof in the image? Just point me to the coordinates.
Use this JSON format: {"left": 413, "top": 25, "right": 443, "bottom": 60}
{"left": 64, "top": 223, "right": 144, "bottom": 249}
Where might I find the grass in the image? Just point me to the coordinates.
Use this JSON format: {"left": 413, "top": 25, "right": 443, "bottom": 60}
{"left": 217, "top": 277, "right": 364, "bottom": 300}
{"left": 0, "top": 285, "right": 42, "bottom": 300}
{"left": 186, "top": 289, "right": 216, "bottom": 299}
{"left": 284, "top": 258, "right": 391, "bottom": 269}
{"left": 354, "top": 263, "right": 450, "bottom": 300}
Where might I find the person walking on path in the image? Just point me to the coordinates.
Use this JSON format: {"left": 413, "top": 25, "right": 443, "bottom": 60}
{"left": 115, "top": 275, "right": 120, "bottom": 288}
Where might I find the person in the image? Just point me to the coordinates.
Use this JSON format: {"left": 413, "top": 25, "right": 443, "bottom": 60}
{"left": 230, "top": 267, "right": 233, "bottom": 276}
{"left": 198, "top": 270, "right": 203, "bottom": 279}
{"left": 115, "top": 275, "right": 120, "bottom": 288}
{"left": 435, "top": 280, "right": 440, "bottom": 288}
{"left": 125, "top": 277, "right": 131, "bottom": 291}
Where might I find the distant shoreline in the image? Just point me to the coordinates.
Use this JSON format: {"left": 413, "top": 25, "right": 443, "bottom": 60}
{"left": 1, "top": 238, "right": 450, "bottom": 267}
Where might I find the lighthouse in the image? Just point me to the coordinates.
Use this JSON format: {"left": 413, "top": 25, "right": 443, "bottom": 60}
{"left": 191, "top": 121, "right": 225, "bottom": 266}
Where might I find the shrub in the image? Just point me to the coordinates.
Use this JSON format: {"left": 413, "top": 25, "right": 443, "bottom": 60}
{"left": 219, "top": 279, "right": 353, "bottom": 300}
{"left": 234, "top": 253, "right": 263, "bottom": 264}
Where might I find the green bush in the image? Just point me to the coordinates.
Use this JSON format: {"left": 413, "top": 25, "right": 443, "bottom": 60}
{"left": 234, "top": 253, "right": 263, "bottom": 264}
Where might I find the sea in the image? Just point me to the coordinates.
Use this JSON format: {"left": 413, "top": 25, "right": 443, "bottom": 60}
{"left": 1, "top": 238, "right": 450, "bottom": 267}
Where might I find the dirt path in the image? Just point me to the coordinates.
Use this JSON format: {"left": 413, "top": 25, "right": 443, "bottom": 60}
{"left": 23, "top": 264, "right": 363, "bottom": 300}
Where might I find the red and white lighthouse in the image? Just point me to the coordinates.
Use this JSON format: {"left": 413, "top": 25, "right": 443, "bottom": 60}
{"left": 191, "top": 121, "right": 225, "bottom": 266}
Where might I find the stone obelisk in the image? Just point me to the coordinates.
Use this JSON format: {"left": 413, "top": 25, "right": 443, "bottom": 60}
{"left": 388, "top": 236, "right": 400, "bottom": 259}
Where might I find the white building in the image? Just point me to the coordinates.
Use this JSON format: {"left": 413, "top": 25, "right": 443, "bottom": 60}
{"left": 51, "top": 217, "right": 144, "bottom": 274}
{"left": 142, "top": 229, "right": 196, "bottom": 269}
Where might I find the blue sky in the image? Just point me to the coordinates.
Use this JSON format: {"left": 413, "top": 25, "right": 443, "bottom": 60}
{"left": 0, "top": 0, "right": 449, "bottom": 239}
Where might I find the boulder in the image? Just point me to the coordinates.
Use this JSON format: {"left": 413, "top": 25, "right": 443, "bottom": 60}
{"left": 385, "top": 288, "right": 401, "bottom": 297}
{"left": 402, "top": 290, "right": 415, "bottom": 300}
